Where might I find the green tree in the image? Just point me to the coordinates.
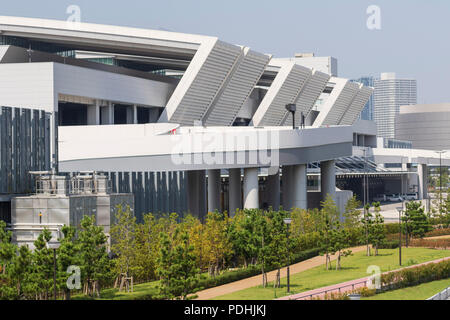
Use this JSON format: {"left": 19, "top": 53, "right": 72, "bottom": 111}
{"left": 57, "top": 225, "right": 79, "bottom": 300}
{"left": 329, "top": 221, "right": 352, "bottom": 270}
{"left": 8, "top": 245, "right": 34, "bottom": 299}
{"left": 111, "top": 205, "right": 139, "bottom": 287}
{"left": 267, "top": 210, "right": 289, "bottom": 288}
{"left": 369, "top": 203, "right": 385, "bottom": 256}
{"left": 78, "top": 215, "right": 113, "bottom": 297}
{"left": 203, "top": 211, "right": 232, "bottom": 277}
{"left": 33, "top": 229, "right": 54, "bottom": 300}
{"left": 157, "top": 229, "right": 200, "bottom": 300}
{"left": 0, "top": 220, "right": 16, "bottom": 276}
{"left": 228, "top": 209, "right": 262, "bottom": 268}
{"left": 319, "top": 195, "right": 340, "bottom": 270}
{"left": 403, "top": 201, "right": 432, "bottom": 240}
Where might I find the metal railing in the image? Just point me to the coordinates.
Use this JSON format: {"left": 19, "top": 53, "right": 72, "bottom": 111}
{"left": 427, "top": 287, "right": 450, "bottom": 301}
{"left": 294, "top": 279, "right": 369, "bottom": 300}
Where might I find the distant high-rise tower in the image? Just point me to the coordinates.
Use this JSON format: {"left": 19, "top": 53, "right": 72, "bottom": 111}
{"left": 351, "top": 76, "right": 375, "bottom": 121}
{"left": 373, "top": 73, "right": 417, "bottom": 138}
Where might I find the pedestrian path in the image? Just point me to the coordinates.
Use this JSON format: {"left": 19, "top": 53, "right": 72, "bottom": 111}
{"left": 194, "top": 246, "right": 367, "bottom": 300}
{"left": 278, "top": 256, "right": 450, "bottom": 300}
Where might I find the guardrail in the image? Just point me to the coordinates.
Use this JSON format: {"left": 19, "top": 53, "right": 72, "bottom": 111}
{"left": 427, "top": 287, "right": 450, "bottom": 301}
{"left": 292, "top": 278, "right": 369, "bottom": 300}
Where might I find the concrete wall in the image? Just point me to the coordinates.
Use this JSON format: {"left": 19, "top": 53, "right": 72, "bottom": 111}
{"left": 0, "top": 62, "right": 176, "bottom": 112}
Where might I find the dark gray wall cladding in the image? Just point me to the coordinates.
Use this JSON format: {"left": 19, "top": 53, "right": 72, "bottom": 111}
{"left": 0, "top": 106, "right": 51, "bottom": 195}
{"left": 107, "top": 171, "right": 188, "bottom": 222}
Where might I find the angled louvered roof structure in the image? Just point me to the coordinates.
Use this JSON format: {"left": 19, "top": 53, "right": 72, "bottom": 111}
{"left": 281, "top": 69, "right": 330, "bottom": 126}
{"left": 251, "top": 60, "right": 312, "bottom": 126}
{"left": 313, "top": 78, "right": 361, "bottom": 127}
{"left": 203, "top": 48, "right": 271, "bottom": 126}
{"left": 338, "top": 85, "right": 374, "bottom": 125}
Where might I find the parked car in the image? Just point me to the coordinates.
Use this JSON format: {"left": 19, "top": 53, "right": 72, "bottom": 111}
{"left": 373, "top": 194, "right": 387, "bottom": 202}
{"left": 387, "top": 194, "right": 403, "bottom": 202}
{"left": 403, "top": 193, "right": 418, "bottom": 201}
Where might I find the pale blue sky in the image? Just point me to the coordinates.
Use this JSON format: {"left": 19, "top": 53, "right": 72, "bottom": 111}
{"left": 2, "top": 0, "right": 449, "bottom": 103}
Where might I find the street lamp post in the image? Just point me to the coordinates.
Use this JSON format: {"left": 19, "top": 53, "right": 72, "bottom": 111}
{"left": 285, "top": 104, "right": 297, "bottom": 130}
{"left": 48, "top": 241, "right": 61, "bottom": 300}
{"left": 283, "top": 217, "right": 292, "bottom": 293}
{"left": 396, "top": 207, "right": 403, "bottom": 266}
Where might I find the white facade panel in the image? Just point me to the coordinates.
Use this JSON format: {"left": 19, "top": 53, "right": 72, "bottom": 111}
{"left": 0, "top": 62, "right": 176, "bottom": 112}
{"left": 54, "top": 63, "right": 174, "bottom": 107}
{"left": 0, "top": 63, "right": 54, "bottom": 111}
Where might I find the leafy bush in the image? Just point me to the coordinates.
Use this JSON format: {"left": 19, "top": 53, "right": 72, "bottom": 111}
{"left": 377, "top": 240, "right": 400, "bottom": 249}
{"left": 425, "top": 227, "right": 450, "bottom": 238}
{"left": 409, "top": 238, "right": 450, "bottom": 249}
{"left": 384, "top": 223, "right": 401, "bottom": 235}
{"left": 380, "top": 259, "right": 450, "bottom": 291}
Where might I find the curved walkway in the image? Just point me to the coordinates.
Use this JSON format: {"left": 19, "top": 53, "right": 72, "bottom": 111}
{"left": 194, "top": 246, "right": 367, "bottom": 300}
{"left": 278, "top": 256, "right": 450, "bottom": 300}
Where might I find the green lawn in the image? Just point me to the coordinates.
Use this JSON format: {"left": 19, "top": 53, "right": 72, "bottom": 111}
{"left": 364, "top": 278, "right": 450, "bottom": 300}
{"left": 213, "top": 248, "right": 450, "bottom": 300}
{"left": 72, "top": 280, "right": 160, "bottom": 300}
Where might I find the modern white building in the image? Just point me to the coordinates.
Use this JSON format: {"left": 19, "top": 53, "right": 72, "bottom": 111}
{"left": 395, "top": 103, "right": 450, "bottom": 151}
{"left": 0, "top": 16, "right": 448, "bottom": 234}
{"left": 373, "top": 73, "right": 417, "bottom": 139}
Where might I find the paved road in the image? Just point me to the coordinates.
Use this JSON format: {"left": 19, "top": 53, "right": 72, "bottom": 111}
{"left": 373, "top": 200, "right": 428, "bottom": 223}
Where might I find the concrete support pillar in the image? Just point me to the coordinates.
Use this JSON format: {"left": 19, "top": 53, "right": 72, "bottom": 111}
{"left": 133, "top": 105, "right": 138, "bottom": 124}
{"left": 87, "top": 101, "right": 100, "bottom": 125}
{"left": 282, "top": 166, "right": 294, "bottom": 210}
{"left": 321, "top": 160, "right": 336, "bottom": 203}
{"left": 292, "top": 164, "right": 308, "bottom": 210}
{"left": 243, "top": 168, "right": 259, "bottom": 209}
{"left": 418, "top": 164, "right": 428, "bottom": 200}
{"left": 401, "top": 163, "right": 408, "bottom": 195}
{"left": 228, "top": 168, "right": 242, "bottom": 216}
{"left": 207, "top": 169, "right": 221, "bottom": 213}
{"left": 108, "top": 102, "right": 114, "bottom": 124}
{"left": 187, "top": 170, "right": 207, "bottom": 219}
{"left": 126, "top": 105, "right": 134, "bottom": 124}
{"left": 267, "top": 169, "right": 280, "bottom": 211}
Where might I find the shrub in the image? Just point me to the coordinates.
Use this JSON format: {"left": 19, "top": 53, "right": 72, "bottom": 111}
{"left": 380, "top": 259, "right": 450, "bottom": 291}
{"left": 377, "top": 240, "right": 400, "bottom": 249}
{"left": 425, "top": 227, "right": 450, "bottom": 238}
{"left": 409, "top": 238, "right": 450, "bottom": 249}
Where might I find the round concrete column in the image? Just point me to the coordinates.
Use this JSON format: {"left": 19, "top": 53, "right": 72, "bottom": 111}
{"left": 267, "top": 169, "right": 280, "bottom": 211}
{"left": 292, "top": 164, "right": 308, "bottom": 210}
{"left": 207, "top": 169, "right": 221, "bottom": 213}
{"left": 243, "top": 168, "right": 259, "bottom": 209}
{"left": 228, "top": 168, "right": 242, "bottom": 216}
{"left": 187, "top": 170, "right": 206, "bottom": 219}
{"left": 321, "top": 160, "right": 336, "bottom": 202}
{"left": 282, "top": 166, "right": 294, "bottom": 210}
{"left": 418, "top": 164, "right": 428, "bottom": 200}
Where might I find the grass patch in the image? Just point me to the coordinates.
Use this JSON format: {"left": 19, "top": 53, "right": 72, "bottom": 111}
{"left": 213, "top": 248, "right": 450, "bottom": 300}
{"left": 72, "top": 280, "right": 160, "bottom": 300}
{"left": 363, "top": 278, "right": 450, "bottom": 300}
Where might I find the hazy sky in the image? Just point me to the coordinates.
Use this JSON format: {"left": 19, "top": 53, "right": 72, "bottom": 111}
{"left": 1, "top": 0, "right": 449, "bottom": 103}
